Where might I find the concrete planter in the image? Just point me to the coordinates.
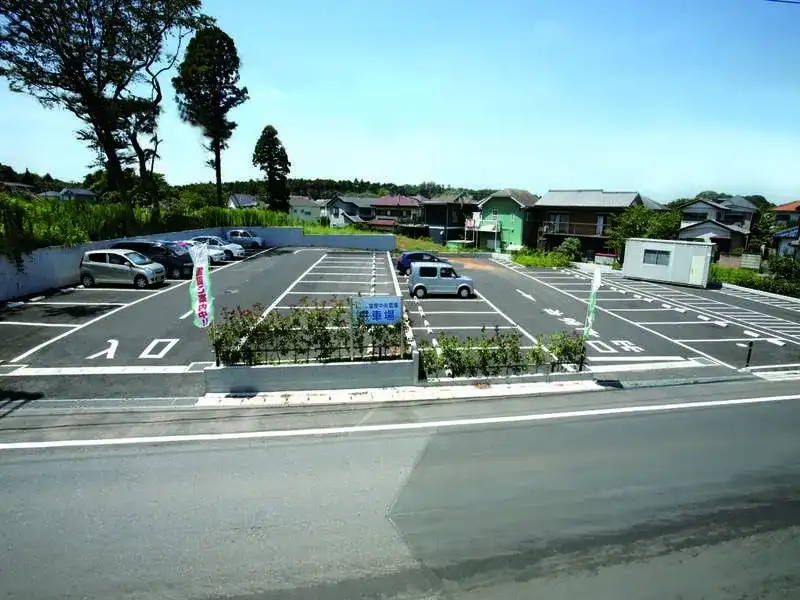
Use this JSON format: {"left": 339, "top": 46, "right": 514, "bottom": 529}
{"left": 204, "top": 351, "right": 419, "bottom": 394}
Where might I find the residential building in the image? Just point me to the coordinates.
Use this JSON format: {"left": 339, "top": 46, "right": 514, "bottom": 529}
{"left": 324, "top": 195, "right": 376, "bottom": 227}
{"left": 228, "top": 193, "right": 259, "bottom": 209}
{"left": 1, "top": 181, "right": 34, "bottom": 195}
{"left": 467, "top": 189, "right": 538, "bottom": 252}
{"left": 288, "top": 195, "right": 321, "bottom": 222}
{"left": 420, "top": 191, "right": 478, "bottom": 244}
{"left": 677, "top": 196, "right": 756, "bottom": 251}
{"left": 772, "top": 200, "right": 800, "bottom": 229}
{"left": 38, "top": 188, "right": 98, "bottom": 202}
{"left": 372, "top": 195, "right": 423, "bottom": 222}
{"left": 774, "top": 226, "right": 799, "bottom": 257}
{"left": 527, "top": 189, "right": 653, "bottom": 253}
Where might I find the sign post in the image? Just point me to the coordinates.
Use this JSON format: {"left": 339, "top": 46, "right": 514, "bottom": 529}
{"left": 351, "top": 295, "right": 403, "bottom": 358}
{"left": 583, "top": 269, "right": 601, "bottom": 339}
{"left": 187, "top": 242, "right": 214, "bottom": 329}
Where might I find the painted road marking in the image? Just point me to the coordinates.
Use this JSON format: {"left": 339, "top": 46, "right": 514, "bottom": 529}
{"left": 138, "top": 338, "right": 180, "bottom": 359}
{"left": 0, "top": 321, "right": 79, "bottom": 328}
{"left": 490, "top": 258, "right": 734, "bottom": 369}
{"left": 2, "top": 392, "right": 798, "bottom": 451}
{"left": 2, "top": 365, "right": 191, "bottom": 377}
{"left": 179, "top": 309, "right": 193, "bottom": 319}
{"left": 516, "top": 289, "right": 536, "bottom": 303}
{"left": 86, "top": 339, "right": 119, "bottom": 360}
{"left": 9, "top": 247, "right": 277, "bottom": 363}
{"left": 28, "top": 301, "right": 129, "bottom": 306}
{"left": 588, "top": 355, "right": 685, "bottom": 362}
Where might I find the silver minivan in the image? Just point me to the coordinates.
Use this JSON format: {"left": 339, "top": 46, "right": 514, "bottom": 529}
{"left": 408, "top": 262, "right": 474, "bottom": 299}
{"left": 80, "top": 249, "right": 166, "bottom": 289}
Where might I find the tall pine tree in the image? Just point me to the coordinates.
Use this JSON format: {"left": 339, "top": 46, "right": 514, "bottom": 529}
{"left": 172, "top": 26, "right": 248, "bottom": 207}
{"left": 252, "top": 125, "right": 291, "bottom": 211}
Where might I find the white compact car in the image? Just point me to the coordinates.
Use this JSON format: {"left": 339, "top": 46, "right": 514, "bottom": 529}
{"left": 177, "top": 240, "right": 226, "bottom": 264}
{"left": 191, "top": 235, "right": 246, "bottom": 260}
{"left": 226, "top": 229, "right": 264, "bottom": 249}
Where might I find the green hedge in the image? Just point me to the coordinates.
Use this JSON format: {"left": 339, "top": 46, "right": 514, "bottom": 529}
{"left": 710, "top": 264, "right": 800, "bottom": 298}
{"left": 0, "top": 194, "right": 292, "bottom": 267}
{"left": 511, "top": 247, "right": 573, "bottom": 268}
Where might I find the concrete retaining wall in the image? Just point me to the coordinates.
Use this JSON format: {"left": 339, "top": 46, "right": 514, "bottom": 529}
{"left": 0, "top": 227, "right": 397, "bottom": 302}
{"left": 204, "top": 353, "right": 418, "bottom": 394}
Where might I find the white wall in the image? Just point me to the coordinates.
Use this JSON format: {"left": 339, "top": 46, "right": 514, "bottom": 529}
{"left": 622, "top": 238, "right": 713, "bottom": 288}
{"left": 0, "top": 228, "right": 396, "bottom": 302}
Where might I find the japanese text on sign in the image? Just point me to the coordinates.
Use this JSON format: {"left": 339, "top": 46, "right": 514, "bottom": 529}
{"left": 351, "top": 296, "right": 402, "bottom": 325}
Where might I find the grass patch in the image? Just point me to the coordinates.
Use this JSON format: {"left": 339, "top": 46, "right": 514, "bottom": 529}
{"left": 512, "top": 248, "right": 573, "bottom": 268}
{"left": 395, "top": 235, "right": 482, "bottom": 252}
{"left": 710, "top": 264, "right": 800, "bottom": 298}
{"left": 300, "top": 223, "right": 381, "bottom": 235}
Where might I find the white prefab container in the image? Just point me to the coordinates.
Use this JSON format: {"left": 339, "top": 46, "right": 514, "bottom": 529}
{"left": 622, "top": 238, "right": 714, "bottom": 288}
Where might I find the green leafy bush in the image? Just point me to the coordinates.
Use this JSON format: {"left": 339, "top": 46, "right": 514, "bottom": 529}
{"left": 418, "top": 330, "right": 584, "bottom": 379}
{"left": 511, "top": 247, "right": 573, "bottom": 268}
{"left": 768, "top": 255, "right": 800, "bottom": 280}
{"left": 209, "top": 298, "right": 407, "bottom": 366}
{"left": 710, "top": 264, "right": 800, "bottom": 298}
{"left": 557, "top": 237, "right": 583, "bottom": 261}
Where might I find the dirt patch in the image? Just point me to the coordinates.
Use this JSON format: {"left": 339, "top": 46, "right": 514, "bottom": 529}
{"left": 451, "top": 257, "right": 496, "bottom": 270}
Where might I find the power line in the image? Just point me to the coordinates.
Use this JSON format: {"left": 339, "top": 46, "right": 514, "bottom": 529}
{"left": 764, "top": 0, "right": 800, "bottom": 5}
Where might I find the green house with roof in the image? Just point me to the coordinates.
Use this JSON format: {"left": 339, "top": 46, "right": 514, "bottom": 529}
{"left": 467, "top": 189, "right": 538, "bottom": 252}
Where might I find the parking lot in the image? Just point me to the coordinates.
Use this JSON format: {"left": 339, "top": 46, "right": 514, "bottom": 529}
{"left": 3, "top": 247, "right": 800, "bottom": 400}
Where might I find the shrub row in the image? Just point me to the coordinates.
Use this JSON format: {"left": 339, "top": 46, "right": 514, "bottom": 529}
{"left": 710, "top": 264, "right": 800, "bottom": 299}
{"left": 417, "top": 328, "right": 587, "bottom": 379}
{"left": 210, "top": 299, "right": 407, "bottom": 366}
{"left": 0, "top": 193, "right": 292, "bottom": 267}
{"left": 511, "top": 247, "right": 574, "bottom": 268}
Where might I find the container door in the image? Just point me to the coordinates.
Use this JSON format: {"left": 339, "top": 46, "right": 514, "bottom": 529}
{"left": 688, "top": 254, "right": 706, "bottom": 287}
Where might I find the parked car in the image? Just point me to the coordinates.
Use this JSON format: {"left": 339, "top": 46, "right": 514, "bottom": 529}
{"left": 408, "top": 262, "right": 474, "bottom": 299}
{"left": 226, "top": 229, "right": 264, "bottom": 249}
{"left": 80, "top": 249, "right": 166, "bottom": 289}
{"left": 396, "top": 251, "right": 450, "bottom": 275}
{"left": 174, "top": 240, "right": 226, "bottom": 264}
{"left": 191, "top": 235, "right": 246, "bottom": 260}
{"left": 110, "top": 240, "right": 193, "bottom": 279}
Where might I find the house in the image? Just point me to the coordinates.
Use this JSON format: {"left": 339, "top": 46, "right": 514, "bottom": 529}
{"left": 1, "top": 181, "right": 34, "bottom": 195}
{"left": 288, "top": 195, "right": 321, "bottom": 222}
{"left": 527, "top": 189, "right": 650, "bottom": 253}
{"left": 467, "top": 189, "right": 538, "bottom": 252}
{"left": 372, "top": 195, "right": 423, "bottom": 222}
{"left": 228, "top": 193, "right": 259, "bottom": 209}
{"left": 56, "top": 188, "right": 97, "bottom": 202}
{"left": 677, "top": 196, "right": 756, "bottom": 251}
{"left": 772, "top": 200, "right": 800, "bottom": 229}
{"left": 324, "top": 195, "right": 376, "bottom": 227}
{"left": 37, "top": 190, "right": 62, "bottom": 199}
{"left": 420, "top": 191, "right": 478, "bottom": 244}
{"left": 774, "top": 226, "right": 799, "bottom": 257}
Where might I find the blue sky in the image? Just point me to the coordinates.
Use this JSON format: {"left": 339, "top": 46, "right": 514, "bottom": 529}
{"left": 1, "top": 0, "right": 800, "bottom": 201}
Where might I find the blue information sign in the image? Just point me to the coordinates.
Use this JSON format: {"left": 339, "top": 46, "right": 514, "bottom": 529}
{"left": 351, "top": 296, "right": 402, "bottom": 325}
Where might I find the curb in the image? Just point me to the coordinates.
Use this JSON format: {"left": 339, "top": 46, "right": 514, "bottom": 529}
{"left": 605, "top": 373, "right": 758, "bottom": 390}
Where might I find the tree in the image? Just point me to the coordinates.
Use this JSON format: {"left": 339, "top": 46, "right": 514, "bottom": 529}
{"left": 0, "top": 0, "right": 206, "bottom": 212}
{"left": 608, "top": 205, "right": 652, "bottom": 258}
{"left": 172, "top": 26, "right": 249, "bottom": 207}
{"left": 252, "top": 125, "right": 291, "bottom": 210}
{"left": 748, "top": 209, "right": 777, "bottom": 251}
{"left": 646, "top": 210, "right": 682, "bottom": 240}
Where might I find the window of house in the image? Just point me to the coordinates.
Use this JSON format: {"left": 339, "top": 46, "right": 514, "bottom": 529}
{"left": 683, "top": 212, "right": 706, "bottom": 221}
{"left": 643, "top": 249, "right": 671, "bottom": 266}
{"left": 332, "top": 207, "right": 340, "bottom": 217}
{"left": 491, "top": 208, "right": 498, "bottom": 218}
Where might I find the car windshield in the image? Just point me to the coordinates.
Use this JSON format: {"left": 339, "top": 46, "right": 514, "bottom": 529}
{"left": 124, "top": 251, "right": 150, "bottom": 266}
{"left": 239, "top": 231, "right": 253, "bottom": 238}
{"left": 163, "top": 243, "right": 187, "bottom": 256}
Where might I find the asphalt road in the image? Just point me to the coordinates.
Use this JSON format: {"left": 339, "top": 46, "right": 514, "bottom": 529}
{"left": 2, "top": 384, "right": 799, "bottom": 599}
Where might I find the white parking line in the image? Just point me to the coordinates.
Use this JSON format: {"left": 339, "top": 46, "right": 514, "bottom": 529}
{"left": 10, "top": 246, "right": 278, "bottom": 363}
{"left": 414, "top": 326, "right": 518, "bottom": 331}
{"left": 424, "top": 311, "right": 497, "bottom": 315}
{"left": 295, "top": 280, "right": 389, "bottom": 285}
{"left": 675, "top": 338, "right": 774, "bottom": 342}
{"left": 179, "top": 309, "right": 194, "bottom": 320}
{"left": 0, "top": 321, "right": 79, "bottom": 328}
{"left": 284, "top": 291, "right": 392, "bottom": 296}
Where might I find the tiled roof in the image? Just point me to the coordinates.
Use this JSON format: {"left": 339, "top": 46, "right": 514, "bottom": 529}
{"left": 679, "top": 219, "right": 749, "bottom": 234}
{"left": 367, "top": 218, "right": 397, "bottom": 227}
{"left": 427, "top": 191, "right": 477, "bottom": 205}
{"left": 61, "top": 187, "right": 96, "bottom": 196}
{"left": 640, "top": 196, "right": 665, "bottom": 210}
{"left": 480, "top": 188, "right": 539, "bottom": 208}
{"left": 371, "top": 195, "right": 420, "bottom": 208}
{"left": 331, "top": 195, "right": 375, "bottom": 209}
{"left": 288, "top": 195, "right": 317, "bottom": 208}
{"left": 772, "top": 200, "right": 800, "bottom": 213}
{"left": 536, "top": 189, "right": 639, "bottom": 209}
{"left": 719, "top": 196, "right": 757, "bottom": 212}
{"left": 229, "top": 193, "right": 258, "bottom": 208}
{"left": 774, "top": 226, "right": 799, "bottom": 239}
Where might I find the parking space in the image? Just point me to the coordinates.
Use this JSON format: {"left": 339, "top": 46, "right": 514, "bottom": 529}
{"left": 484, "top": 259, "right": 800, "bottom": 378}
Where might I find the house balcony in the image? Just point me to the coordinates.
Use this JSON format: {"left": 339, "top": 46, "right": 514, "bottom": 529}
{"left": 540, "top": 221, "right": 609, "bottom": 237}
{"left": 465, "top": 217, "right": 498, "bottom": 232}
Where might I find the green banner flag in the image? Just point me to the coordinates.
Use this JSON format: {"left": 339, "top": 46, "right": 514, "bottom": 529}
{"left": 188, "top": 243, "right": 214, "bottom": 328}
{"left": 583, "top": 269, "right": 601, "bottom": 339}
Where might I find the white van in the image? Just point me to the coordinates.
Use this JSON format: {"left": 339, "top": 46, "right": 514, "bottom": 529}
{"left": 408, "top": 262, "right": 474, "bottom": 299}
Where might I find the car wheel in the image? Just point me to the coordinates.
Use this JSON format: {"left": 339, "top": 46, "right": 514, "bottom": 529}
{"left": 169, "top": 267, "right": 182, "bottom": 279}
{"left": 414, "top": 286, "right": 426, "bottom": 299}
{"left": 81, "top": 273, "right": 95, "bottom": 288}
{"left": 224, "top": 249, "right": 233, "bottom": 260}
{"left": 458, "top": 286, "right": 471, "bottom": 299}
{"left": 134, "top": 275, "right": 148, "bottom": 289}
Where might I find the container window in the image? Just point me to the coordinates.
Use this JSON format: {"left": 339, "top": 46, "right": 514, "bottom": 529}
{"left": 643, "top": 249, "right": 671, "bottom": 266}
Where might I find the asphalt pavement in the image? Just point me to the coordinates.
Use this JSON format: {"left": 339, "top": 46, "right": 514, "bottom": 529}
{"left": 1, "top": 381, "right": 799, "bottom": 600}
